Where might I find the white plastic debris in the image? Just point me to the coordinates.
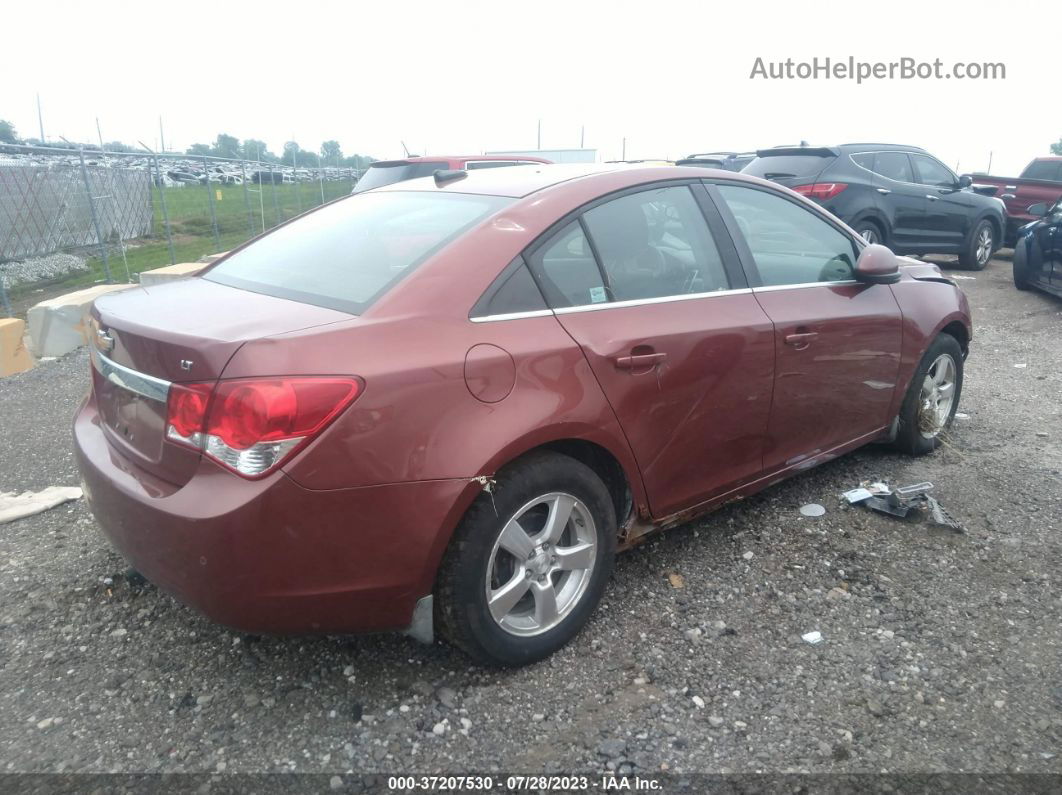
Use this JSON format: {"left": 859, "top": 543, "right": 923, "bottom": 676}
{"left": 950, "top": 274, "right": 976, "bottom": 280}
{"left": 1014, "top": 363, "right": 1027, "bottom": 369}
{"left": 0, "top": 486, "right": 83, "bottom": 524}
{"left": 954, "top": 412, "right": 970, "bottom": 420}
{"left": 799, "top": 503, "right": 826, "bottom": 517}
{"left": 843, "top": 488, "right": 874, "bottom": 504}
{"left": 802, "top": 631, "right": 824, "bottom": 645}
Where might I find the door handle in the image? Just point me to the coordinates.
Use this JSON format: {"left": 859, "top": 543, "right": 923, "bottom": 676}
{"left": 926, "top": 194, "right": 938, "bottom": 201}
{"left": 876, "top": 188, "right": 891, "bottom": 195}
{"left": 784, "top": 331, "right": 818, "bottom": 348}
{"left": 1001, "top": 193, "right": 1016, "bottom": 200}
{"left": 614, "top": 352, "right": 668, "bottom": 370}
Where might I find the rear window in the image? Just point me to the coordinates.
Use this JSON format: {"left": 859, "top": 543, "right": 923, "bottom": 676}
{"left": 352, "top": 161, "right": 446, "bottom": 192}
{"left": 742, "top": 155, "right": 834, "bottom": 180}
{"left": 205, "top": 191, "right": 511, "bottom": 314}
{"left": 1022, "top": 160, "right": 1061, "bottom": 181}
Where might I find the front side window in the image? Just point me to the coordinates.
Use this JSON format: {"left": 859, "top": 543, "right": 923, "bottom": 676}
{"left": 206, "top": 191, "right": 510, "bottom": 314}
{"left": 717, "top": 184, "right": 858, "bottom": 286}
{"left": 873, "top": 151, "right": 914, "bottom": 183}
{"left": 912, "top": 155, "right": 957, "bottom": 188}
{"left": 582, "top": 185, "right": 730, "bottom": 301}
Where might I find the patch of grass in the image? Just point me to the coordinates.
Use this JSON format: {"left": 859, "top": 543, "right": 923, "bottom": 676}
{"left": 5, "top": 178, "right": 355, "bottom": 304}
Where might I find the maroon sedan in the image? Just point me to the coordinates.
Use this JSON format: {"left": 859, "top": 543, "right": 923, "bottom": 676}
{"left": 75, "top": 164, "right": 972, "bottom": 666}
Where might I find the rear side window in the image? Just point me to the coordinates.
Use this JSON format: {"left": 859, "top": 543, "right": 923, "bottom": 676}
{"left": 718, "top": 184, "right": 858, "bottom": 286}
{"left": 850, "top": 153, "right": 874, "bottom": 170}
{"left": 872, "top": 151, "right": 914, "bottom": 183}
{"left": 206, "top": 192, "right": 510, "bottom": 314}
{"left": 742, "top": 155, "right": 833, "bottom": 180}
{"left": 527, "top": 222, "right": 607, "bottom": 308}
{"left": 1023, "top": 160, "right": 1062, "bottom": 181}
{"left": 582, "top": 185, "right": 730, "bottom": 301}
{"left": 470, "top": 258, "right": 547, "bottom": 317}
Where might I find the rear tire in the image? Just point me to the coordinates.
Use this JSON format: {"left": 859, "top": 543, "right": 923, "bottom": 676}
{"left": 435, "top": 451, "right": 616, "bottom": 666}
{"left": 959, "top": 219, "right": 995, "bottom": 270}
{"left": 853, "top": 220, "right": 885, "bottom": 247}
{"left": 892, "top": 333, "right": 964, "bottom": 456}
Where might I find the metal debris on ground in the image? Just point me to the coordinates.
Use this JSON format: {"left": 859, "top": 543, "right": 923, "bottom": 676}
{"left": 842, "top": 480, "right": 964, "bottom": 532}
{"left": 0, "top": 486, "right": 82, "bottom": 524}
{"left": 799, "top": 503, "right": 826, "bottom": 517}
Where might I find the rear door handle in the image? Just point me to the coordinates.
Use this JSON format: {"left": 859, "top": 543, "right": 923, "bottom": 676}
{"left": 614, "top": 352, "right": 668, "bottom": 369}
{"left": 784, "top": 331, "right": 818, "bottom": 348}
{"left": 876, "top": 188, "right": 891, "bottom": 195}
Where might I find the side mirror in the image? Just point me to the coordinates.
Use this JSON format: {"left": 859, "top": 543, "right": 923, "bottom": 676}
{"left": 957, "top": 175, "right": 973, "bottom": 189}
{"left": 855, "top": 243, "right": 900, "bottom": 284}
{"left": 1027, "top": 202, "right": 1048, "bottom": 217}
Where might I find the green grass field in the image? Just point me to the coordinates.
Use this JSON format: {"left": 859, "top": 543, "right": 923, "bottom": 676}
{"left": 6, "top": 178, "right": 355, "bottom": 304}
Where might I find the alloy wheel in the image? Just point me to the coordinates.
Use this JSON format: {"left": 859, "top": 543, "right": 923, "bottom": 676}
{"left": 484, "top": 492, "right": 597, "bottom": 637}
{"left": 860, "top": 227, "right": 879, "bottom": 245}
{"left": 918, "top": 354, "right": 957, "bottom": 439}
{"left": 976, "top": 226, "right": 993, "bottom": 266}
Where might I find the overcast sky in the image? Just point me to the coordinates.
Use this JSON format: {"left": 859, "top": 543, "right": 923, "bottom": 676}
{"left": 1, "top": 0, "right": 1055, "bottom": 176}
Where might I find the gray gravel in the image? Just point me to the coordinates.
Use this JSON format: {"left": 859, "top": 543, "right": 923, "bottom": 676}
{"left": 1, "top": 254, "right": 1060, "bottom": 776}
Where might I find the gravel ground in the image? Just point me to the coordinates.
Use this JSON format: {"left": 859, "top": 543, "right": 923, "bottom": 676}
{"left": 1, "top": 254, "right": 1060, "bottom": 779}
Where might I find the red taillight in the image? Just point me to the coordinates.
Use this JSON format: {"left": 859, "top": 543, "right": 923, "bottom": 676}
{"left": 792, "top": 182, "right": 848, "bottom": 200}
{"left": 165, "top": 377, "right": 361, "bottom": 477}
{"left": 167, "top": 383, "right": 212, "bottom": 439}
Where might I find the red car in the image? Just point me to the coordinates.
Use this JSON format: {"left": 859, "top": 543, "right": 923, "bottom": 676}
{"left": 75, "top": 164, "right": 972, "bottom": 666}
{"left": 352, "top": 154, "right": 552, "bottom": 194}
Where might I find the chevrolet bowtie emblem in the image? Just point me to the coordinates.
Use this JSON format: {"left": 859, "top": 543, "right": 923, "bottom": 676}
{"left": 94, "top": 325, "right": 114, "bottom": 353}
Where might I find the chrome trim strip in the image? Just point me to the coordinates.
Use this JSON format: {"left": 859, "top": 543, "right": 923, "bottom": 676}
{"left": 553, "top": 287, "right": 753, "bottom": 315}
{"left": 470, "top": 308, "right": 555, "bottom": 323}
{"left": 91, "top": 349, "right": 171, "bottom": 403}
{"left": 752, "top": 280, "right": 859, "bottom": 293}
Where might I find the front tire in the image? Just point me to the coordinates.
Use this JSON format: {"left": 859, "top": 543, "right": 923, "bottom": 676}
{"left": 435, "top": 451, "right": 617, "bottom": 666}
{"left": 892, "top": 333, "right": 964, "bottom": 456}
{"left": 1012, "top": 240, "right": 1031, "bottom": 290}
{"left": 959, "top": 219, "right": 995, "bottom": 270}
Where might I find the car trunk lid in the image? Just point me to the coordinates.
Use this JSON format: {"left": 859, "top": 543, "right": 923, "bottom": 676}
{"left": 89, "top": 278, "right": 352, "bottom": 485}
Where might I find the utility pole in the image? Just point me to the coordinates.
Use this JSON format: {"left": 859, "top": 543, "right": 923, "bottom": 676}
{"left": 96, "top": 118, "right": 104, "bottom": 150}
{"left": 537, "top": 119, "right": 541, "bottom": 150}
{"left": 986, "top": 151, "right": 993, "bottom": 174}
{"left": 580, "top": 125, "right": 584, "bottom": 148}
{"left": 36, "top": 94, "right": 45, "bottom": 142}
{"left": 621, "top": 137, "right": 626, "bottom": 160}
{"left": 159, "top": 117, "right": 166, "bottom": 153}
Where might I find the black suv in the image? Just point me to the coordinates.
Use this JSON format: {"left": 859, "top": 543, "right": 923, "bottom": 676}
{"left": 742, "top": 144, "right": 1007, "bottom": 269}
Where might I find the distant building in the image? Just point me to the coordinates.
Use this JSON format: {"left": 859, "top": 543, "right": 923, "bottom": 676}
{"left": 487, "top": 148, "right": 598, "bottom": 164}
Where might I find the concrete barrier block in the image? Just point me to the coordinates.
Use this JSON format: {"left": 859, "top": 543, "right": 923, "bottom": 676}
{"left": 0, "top": 318, "right": 34, "bottom": 377}
{"left": 26, "top": 283, "right": 135, "bottom": 359}
{"left": 138, "top": 262, "right": 208, "bottom": 287}
{"left": 197, "top": 251, "right": 230, "bottom": 264}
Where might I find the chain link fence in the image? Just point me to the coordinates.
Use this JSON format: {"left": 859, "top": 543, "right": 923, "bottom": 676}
{"left": 0, "top": 143, "right": 359, "bottom": 316}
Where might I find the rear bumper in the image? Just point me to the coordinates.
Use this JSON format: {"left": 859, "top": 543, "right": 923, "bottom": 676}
{"left": 74, "top": 398, "right": 477, "bottom": 635}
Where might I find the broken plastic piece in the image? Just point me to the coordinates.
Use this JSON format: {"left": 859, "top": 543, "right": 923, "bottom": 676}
{"left": 843, "top": 488, "right": 874, "bottom": 504}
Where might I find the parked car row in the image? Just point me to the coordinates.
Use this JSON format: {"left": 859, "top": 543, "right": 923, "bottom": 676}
{"left": 78, "top": 162, "right": 973, "bottom": 665}
{"left": 965, "top": 157, "right": 1062, "bottom": 244}
{"left": 354, "top": 143, "right": 1021, "bottom": 271}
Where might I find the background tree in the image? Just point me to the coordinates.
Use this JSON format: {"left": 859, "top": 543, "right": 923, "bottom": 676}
{"left": 213, "top": 133, "right": 240, "bottom": 159}
{"left": 281, "top": 141, "right": 301, "bottom": 166}
{"left": 0, "top": 120, "right": 19, "bottom": 144}
{"left": 320, "top": 140, "right": 343, "bottom": 165}
{"left": 185, "top": 143, "right": 212, "bottom": 156}
{"left": 241, "top": 139, "right": 275, "bottom": 162}
{"left": 1051, "top": 138, "right": 1062, "bottom": 156}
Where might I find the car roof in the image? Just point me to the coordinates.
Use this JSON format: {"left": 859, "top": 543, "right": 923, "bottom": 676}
{"left": 370, "top": 155, "right": 550, "bottom": 167}
{"left": 372, "top": 162, "right": 763, "bottom": 199}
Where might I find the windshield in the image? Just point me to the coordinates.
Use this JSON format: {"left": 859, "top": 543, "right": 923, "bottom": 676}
{"left": 205, "top": 191, "right": 511, "bottom": 314}
{"left": 742, "top": 155, "right": 834, "bottom": 180}
{"left": 352, "top": 161, "right": 446, "bottom": 193}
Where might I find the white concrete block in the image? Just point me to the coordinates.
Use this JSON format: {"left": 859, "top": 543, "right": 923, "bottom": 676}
{"left": 27, "top": 283, "right": 135, "bottom": 359}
